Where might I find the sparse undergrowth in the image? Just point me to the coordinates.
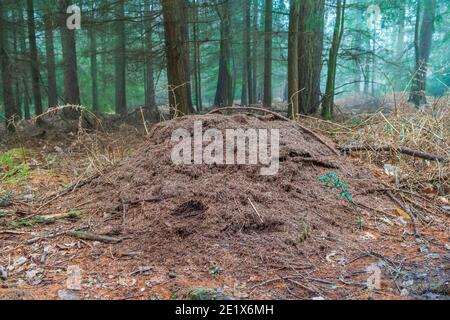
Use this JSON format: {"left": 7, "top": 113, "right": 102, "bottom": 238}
{"left": 0, "top": 148, "right": 30, "bottom": 184}
{"left": 320, "top": 172, "right": 352, "bottom": 203}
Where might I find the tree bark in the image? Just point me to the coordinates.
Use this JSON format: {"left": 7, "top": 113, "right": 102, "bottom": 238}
{"left": 59, "top": 0, "right": 81, "bottom": 106}
{"left": 89, "top": 20, "right": 98, "bottom": 112}
{"left": 162, "top": 0, "right": 193, "bottom": 117}
{"left": 180, "top": 0, "right": 194, "bottom": 113}
{"left": 251, "top": 0, "right": 259, "bottom": 103}
{"left": 0, "top": 2, "right": 17, "bottom": 131}
{"left": 395, "top": 0, "right": 406, "bottom": 92}
{"left": 322, "top": 0, "right": 346, "bottom": 120}
{"left": 298, "top": 0, "right": 325, "bottom": 114}
{"left": 18, "top": 9, "right": 31, "bottom": 120}
{"left": 214, "top": 0, "right": 233, "bottom": 107}
{"left": 263, "top": 0, "right": 273, "bottom": 108}
{"left": 114, "top": 0, "right": 127, "bottom": 116}
{"left": 352, "top": 5, "right": 362, "bottom": 93}
{"left": 363, "top": 53, "right": 370, "bottom": 94}
{"left": 144, "top": 0, "right": 157, "bottom": 118}
{"left": 241, "top": 0, "right": 252, "bottom": 106}
{"left": 44, "top": 10, "right": 58, "bottom": 108}
{"left": 12, "top": 10, "right": 22, "bottom": 120}
{"left": 287, "top": 0, "right": 300, "bottom": 118}
{"left": 409, "top": 0, "right": 436, "bottom": 107}
{"left": 27, "top": 0, "right": 43, "bottom": 116}
{"left": 193, "top": 0, "right": 202, "bottom": 112}
{"left": 371, "top": 28, "right": 376, "bottom": 95}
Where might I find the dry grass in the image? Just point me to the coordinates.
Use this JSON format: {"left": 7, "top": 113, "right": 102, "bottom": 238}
{"left": 300, "top": 96, "right": 450, "bottom": 195}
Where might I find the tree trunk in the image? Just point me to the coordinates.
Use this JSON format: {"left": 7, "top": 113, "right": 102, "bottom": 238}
{"left": 409, "top": 0, "right": 436, "bottom": 107}
{"left": 214, "top": 0, "right": 233, "bottom": 107}
{"left": 0, "top": 2, "right": 17, "bottom": 131}
{"left": 395, "top": 0, "right": 406, "bottom": 91}
{"left": 18, "top": 9, "right": 31, "bottom": 120}
{"left": 251, "top": 0, "right": 258, "bottom": 103}
{"left": 193, "top": 0, "right": 202, "bottom": 112}
{"left": 180, "top": 0, "right": 194, "bottom": 113}
{"left": 144, "top": 0, "right": 157, "bottom": 118}
{"left": 298, "top": 0, "right": 325, "bottom": 114}
{"left": 89, "top": 26, "right": 98, "bottom": 112}
{"left": 371, "top": 29, "right": 376, "bottom": 95}
{"left": 263, "top": 0, "right": 273, "bottom": 108}
{"left": 241, "top": 0, "right": 252, "bottom": 105}
{"left": 44, "top": 10, "right": 58, "bottom": 108}
{"left": 59, "top": 0, "right": 81, "bottom": 106}
{"left": 352, "top": 5, "right": 362, "bottom": 93}
{"left": 322, "top": 0, "right": 346, "bottom": 120}
{"left": 114, "top": 0, "right": 127, "bottom": 116}
{"left": 12, "top": 10, "right": 22, "bottom": 120}
{"left": 287, "top": 0, "right": 300, "bottom": 118}
{"left": 162, "top": 0, "right": 193, "bottom": 117}
{"left": 27, "top": 0, "right": 43, "bottom": 116}
{"left": 23, "top": 80, "right": 31, "bottom": 120}
{"left": 363, "top": 53, "right": 370, "bottom": 94}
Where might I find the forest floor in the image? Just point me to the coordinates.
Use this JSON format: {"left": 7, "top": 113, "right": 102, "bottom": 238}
{"left": 0, "top": 105, "right": 448, "bottom": 300}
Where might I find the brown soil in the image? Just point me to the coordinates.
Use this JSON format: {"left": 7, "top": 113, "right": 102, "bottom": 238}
{"left": 1, "top": 113, "right": 448, "bottom": 300}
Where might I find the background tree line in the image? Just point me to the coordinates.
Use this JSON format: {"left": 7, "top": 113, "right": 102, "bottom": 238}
{"left": 0, "top": 0, "right": 448, "bottom": 130}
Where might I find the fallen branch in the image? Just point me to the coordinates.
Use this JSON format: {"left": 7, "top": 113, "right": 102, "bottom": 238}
{"left": 208, "top": 106, "right": 340, "bottom": 156}
{"left": 38, "top": 174, "right": 100, "bottom": 210}
{"left": 38, "top": 211, "right": 82, "bottom": 222}
{"left": 140, "top": 107, "right": 150, "bottom": 136}
{"left": 26, "top": 231, "right": 67, "bottom": 245}
{"left": 292, "top": 157, "right": 340, "bottom": 169}
{"left": 283, "top": 277, "right": 318, "bottom": 294}
{"left": 66, "top": 230, "right": 122, "bottom": 244}
{"left": 0, "top": 230, "right": 26, "bottom": 235}
{"left": 339, "top": 145, "right": 446, "bottom": 162}
{"left": 386, "top": 191, "right": 420, "bottom": 238}
{"left": 113, "top": 196, "right": 162, "bottom": 212}
{"left": 250, "top": 275, "right": 319, "bottom": 295}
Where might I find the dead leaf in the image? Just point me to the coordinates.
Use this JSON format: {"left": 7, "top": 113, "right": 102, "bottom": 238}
{"left": 396, "top": 208, "right": 411, "bottom": 221}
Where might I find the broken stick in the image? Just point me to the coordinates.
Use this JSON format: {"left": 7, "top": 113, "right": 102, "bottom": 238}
{"left": 386, "top": 191, "right": 420, "bottom": 238}
{"left": 0, "top": 230, "right": 26, "bottom": 235}
{"left": 66, "top": 231, "right": 122, "bottom": 244}
{"left": 292, "top": 157, "right": 340, "bottom": 169}
{"left": 339, "top": 145, "right": 446, "bottom": 162}
{"left": 248, "top": 198, "right": 264, "bottom": 224}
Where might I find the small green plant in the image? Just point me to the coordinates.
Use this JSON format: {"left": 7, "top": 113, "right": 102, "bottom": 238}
{"left": 0, "top": 194, "right": 10, "bottom": 207}
{"left": 170, "top": 290, "right": 179, "bottom": 300}
{"left": 188, "top": 288, "right": 231, "bottom": 300}
{"left": 10, "top": 219, "right": 34, "bottom": 228}
{"left": 349, "top": 116, "right": 363, "bottom": 126}
{"left": 46, "top": 154, "right": 57, "bottom": 165}
{"left": 62, "top": 182, "right": 72, "bottom": 189}
{"left": 67, "top": 210, "right": 81, "bottom": 219}
{"left": 1, "top": 163, "right": 30, "bottom": 184}
{"left": 319, "top": 172, "right": 352, "bottom": 203}
{"left": 0, "top": 211, "right": 8, "bottom": 218}
{"left": 10, "top": 215, "right": 48, "bottom": 228}
{"left": 0, "top": 148, "right": 27, "bottom": 166}
{"left": 32, "top": 216, "right": 46, "bottom": 224}
{"left": 356, "top": 216, "right": 364, "bottom": 229}
{"left": 209, "top": 266, "right": 224, "bottom": 276}
{"left": 383, "top": 123, "right": 395, "bottom": 134}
